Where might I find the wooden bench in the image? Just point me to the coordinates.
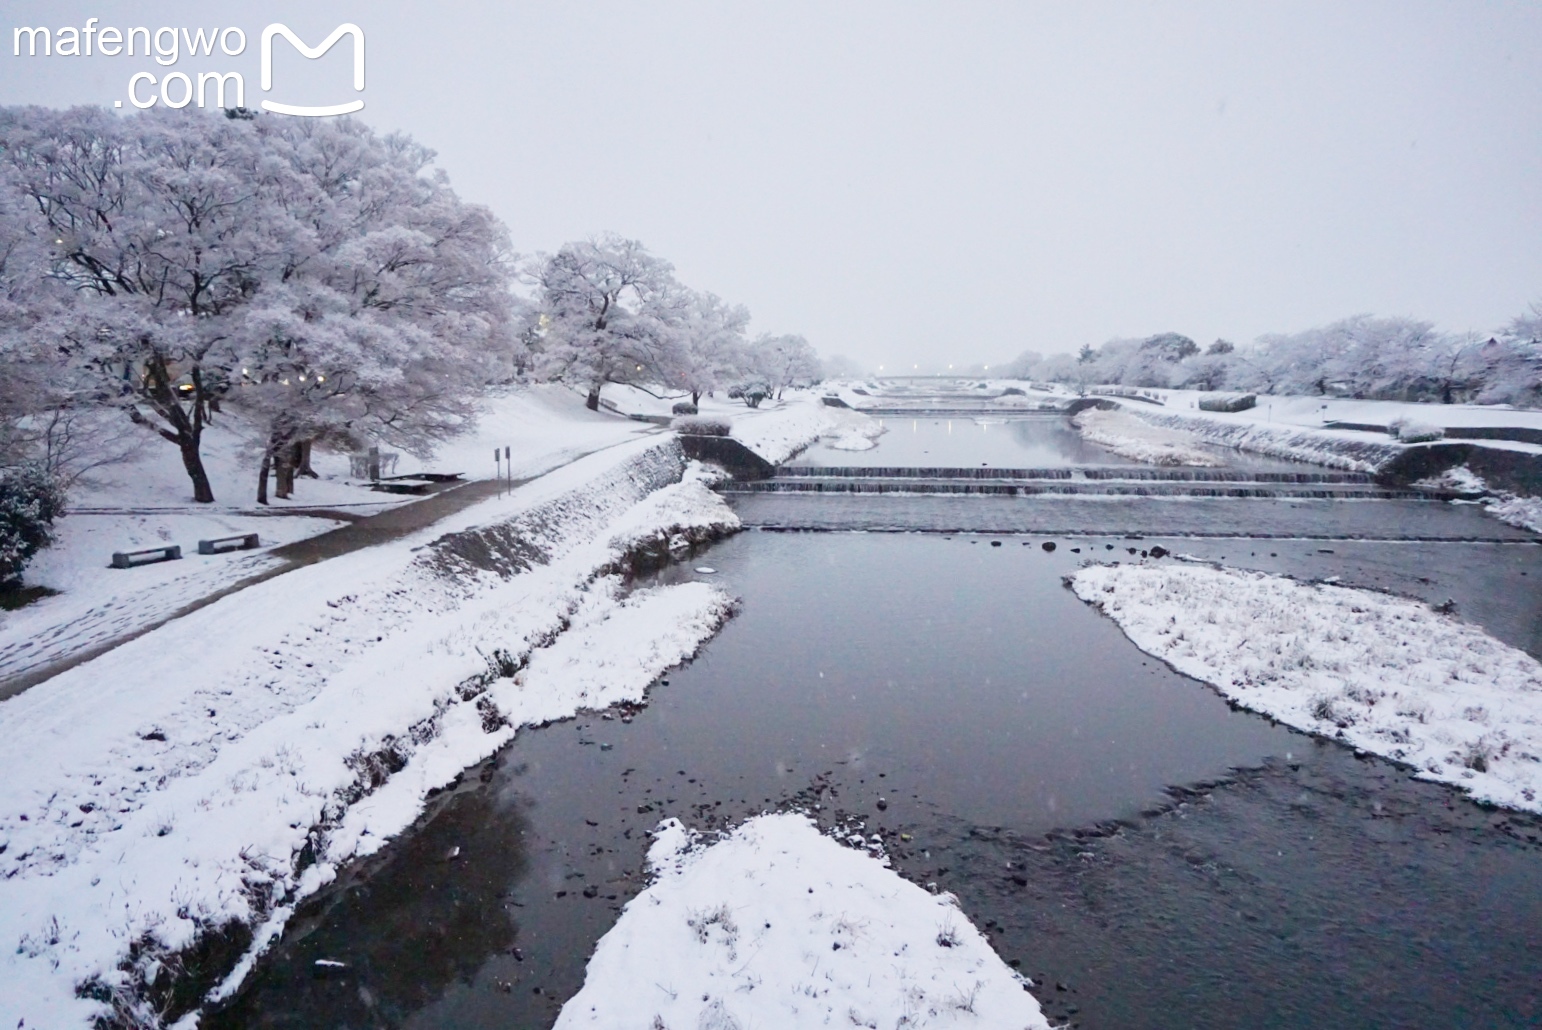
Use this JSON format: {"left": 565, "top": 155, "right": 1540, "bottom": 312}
{"left": 197, "top": 533, "right": 260, "bottom": 555}
{"left": 370, "top": 478, "right": 434, "bottom": 495}
{"left": 110, "top": 545, "right": 181, "bottom": 569}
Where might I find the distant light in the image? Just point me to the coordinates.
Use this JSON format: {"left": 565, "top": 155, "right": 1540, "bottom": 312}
{"left": 241, "top": 368, "right": 249, "bottom": 375}
{"left": 317, "top": 375, "right": 324, "bottom": 383}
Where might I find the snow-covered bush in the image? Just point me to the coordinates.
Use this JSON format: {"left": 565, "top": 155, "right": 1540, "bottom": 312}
{"left": 1389, "top": 418, "right": 1444, "bottom": 443}
{"left": 672, "top": 416, "right": 730, "bottom": 436}
{"left": 671, "top": 401, "right": 699, "bottom": 416}
{"left": 0, "top": 463, "right": 64, "bottom": 586}
{"left": 738, "top": 382, "right": 770, "bottom": 408}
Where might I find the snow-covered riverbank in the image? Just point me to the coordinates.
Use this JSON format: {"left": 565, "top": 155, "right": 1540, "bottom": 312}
{"left": 1069, "top": 562, "right": 1542, "bottom": 813}
{"left": 556, "top": 813, "right": 1048, "bottom": 1030}
{"left": 1072, "top": 407, "right": 1225, "bottom": 466}
{"left": 0, "top": 436, "right": 740, "bottom": 1029}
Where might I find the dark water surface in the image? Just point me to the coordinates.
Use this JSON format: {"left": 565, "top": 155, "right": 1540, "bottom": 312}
{"left": 789, "top": 414, "right": 1307, "bottom": 470}
{"left": 214, "top": 531, "right": 1542, "bottom": 1030}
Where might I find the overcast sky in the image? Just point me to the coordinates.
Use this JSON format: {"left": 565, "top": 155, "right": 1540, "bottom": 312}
{"left": 4, "top": 1, "right": 1540, "bottom": 370}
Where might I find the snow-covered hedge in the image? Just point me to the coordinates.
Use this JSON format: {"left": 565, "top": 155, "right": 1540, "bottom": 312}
{"left": 1197, "top": 392, "right": 1256, "bottom": 413}
{"left": 1070, "top": 562, "right": 1542, "bottom": 813}
{"left": 672, "top": 415, "right": 731, "bottom": 436}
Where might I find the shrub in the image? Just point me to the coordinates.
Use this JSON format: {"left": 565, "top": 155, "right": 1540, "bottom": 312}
{"left": 1389, "top": 418, "right": 1444, "bottom": 443}
{"left": 1000, "top": 386, "right": 1026, "bottom": 396}
{"left": 0, "top": 464, "right": 65, "bottom": 586}
{"left": 672, "top": 416, "right": 731, "bottom": 436}
{"left": 671, "top": 401, "right": 698, "bottom": 415}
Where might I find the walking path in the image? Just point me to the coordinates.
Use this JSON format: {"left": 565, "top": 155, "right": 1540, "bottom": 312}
{"left": 0, "top": 473, "right": 579, "bottom": 701}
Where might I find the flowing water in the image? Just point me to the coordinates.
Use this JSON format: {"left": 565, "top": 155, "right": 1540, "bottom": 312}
{"left": 214, "top": 526, "right": 1542, "bottom": 1030}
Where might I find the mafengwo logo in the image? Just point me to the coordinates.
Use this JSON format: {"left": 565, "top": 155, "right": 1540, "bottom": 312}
{"left": 10, "top": 19, "right": 365, "bottom": 116}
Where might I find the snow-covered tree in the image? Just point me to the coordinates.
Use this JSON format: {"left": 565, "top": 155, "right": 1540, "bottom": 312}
{"left": 1469, "top": 304, "right": 1542, "bottom": 406}
{"left": 749, "top": 333, "right": 821, "bottom": 399}
{"left": 0, "top": 107, "right": 516, "bottom": 503}
{"left": 632, "top": 288, "right": 748, "bottom": 405}
{"left": 526, "top": 234, "right": 678, "bottom": 410}
{"left": 233, "top": 118, "right": 514, "bottom": 502}
{"left": 0, "top": 106, "right": 282, "bottom": 502}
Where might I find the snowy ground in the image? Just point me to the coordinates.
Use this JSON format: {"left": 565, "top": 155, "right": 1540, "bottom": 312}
{"left": 1072, "top": 407, "right": 1225, "bottom": 466}
{"left": 0, "top": 386, "right": 653, "bottom": 688}
{"left": 0, "top": 433, "right": 739, "bottom": 1028}
{"left": 556, "top": 813, "right": 1048, "bottom": 1030}
{"left": 1070, "top": 561, "right": 1542, "bottom": 814}
{"left": 727, "top": 394, "right": 859, "bottom": 464}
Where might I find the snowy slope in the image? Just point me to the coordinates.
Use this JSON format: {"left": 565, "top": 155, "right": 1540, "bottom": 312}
{"left": 0, "top": 437, "right": 738, "bottom": 1029}
{"left": 556, "top": 813, "right": 1048, "bottom": 1030}
{"left": 1070, "top": 562, "right": 1542, "bottom": 813}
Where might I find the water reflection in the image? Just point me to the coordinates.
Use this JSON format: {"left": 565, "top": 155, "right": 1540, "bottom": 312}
{"left": 789, "top": 414, "right": 1302, "bottom": 469}
{"left": 209, "top": 777, "right": 529, "bottom": 1028}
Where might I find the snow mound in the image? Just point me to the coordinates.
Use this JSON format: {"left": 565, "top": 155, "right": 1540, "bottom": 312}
{"left": 1072, "top": 408, "right": 1225, "bottom": 466}
{"left": 1070, "top": 563, "right": 1542, "bottom": 813}
{"left": 1409, "top": 465, "right": 1542, "bottom": 534}
{"left": 556, "top": 813, "right": 1048, "bottom": 1030}
{"left": 1412, "top": 465, "right": 1488, "bottom": 494}
{"left": 821, "top": 409, "right": 888, "bottom": 452}
{"left": 1486, "top": 494, "right": 1542, "bottom": 534}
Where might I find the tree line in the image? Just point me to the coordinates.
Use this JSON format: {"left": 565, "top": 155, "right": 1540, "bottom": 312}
{"left": 0, "top": 106, "right": 822, "bottom": 527}
{"left": 1009, "top": 312, "right": 1542, "bottom": 405}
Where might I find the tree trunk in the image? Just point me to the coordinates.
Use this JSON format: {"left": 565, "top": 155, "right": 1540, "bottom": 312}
{"left": 275, "top": 452, "right": 295, "bottom": 500}
{"left": 179, "top": 435, "right": 215, "bottom": 504}
{"left": 692, "top": 390, "right": 701, "bottom": 405}
{"left": 586, "top": 385, "right": 601, "bottom": 411}
{"left": 297, "top": 439, "right": 317, "bottom": 478}
{"left": 256, "top": 450, "right": 271, "bottom": 505}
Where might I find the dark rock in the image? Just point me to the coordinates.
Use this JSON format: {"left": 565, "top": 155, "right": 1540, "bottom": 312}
{"left": 1041, "top": 541, "right": 1056, "bottom": 552}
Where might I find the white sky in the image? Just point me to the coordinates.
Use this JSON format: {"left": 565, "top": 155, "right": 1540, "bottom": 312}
{"left": 3, "top": 1, "right": 1540, "bottom": 370}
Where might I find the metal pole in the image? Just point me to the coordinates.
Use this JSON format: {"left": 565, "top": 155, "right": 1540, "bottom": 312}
{"left": 494, "top": 448, "right": 501, "bottom": 497}
{"left": 504, "top": 446, "right": 512, "bottom": 493}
